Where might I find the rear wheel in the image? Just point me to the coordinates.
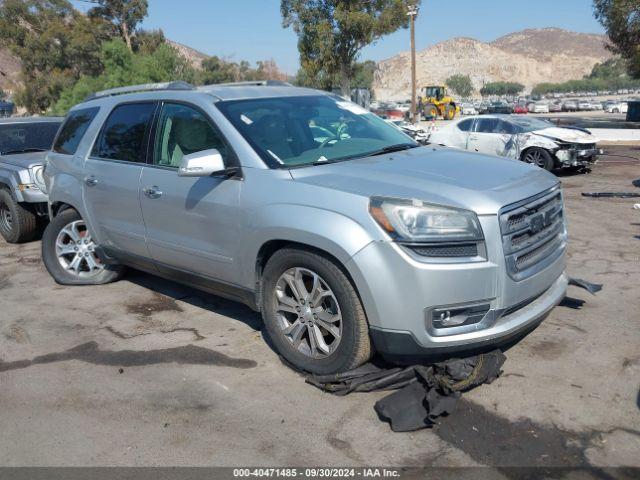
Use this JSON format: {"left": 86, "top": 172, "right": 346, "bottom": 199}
{"left": 522, "top": 147, "right": 555, "bottom": 171}
{"left": 261, "top": 247, "right": 372, "bottom": 374}
{"left": 0, "top": 189, "right": 37, "bottom": 244}
{"left": 42, "top": 209, "right": 124, "bottom": 285}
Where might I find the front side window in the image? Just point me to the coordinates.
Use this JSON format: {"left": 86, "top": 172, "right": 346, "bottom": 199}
{"left": 0, "top": 121, "right": 62, "bottom": 155}
{"left": 92, "top": 102, "right": 156, "bottom": 163}
{"left": 216, "top": 95, "right": 416, "bottom": 168}
{"left": 457, "top": 119, "right": 474, "bottom": 132}
{"left": 153, "top": 103, "right": 226, "bottom": 168}
{"left": 53, "top": 107, "right": 99, "bottom": 155}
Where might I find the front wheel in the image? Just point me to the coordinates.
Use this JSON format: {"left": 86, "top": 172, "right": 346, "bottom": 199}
{"left": 42, "top": 209, "right": 124, "bottom": 285}
{"left": 261, "top": 248, "right": 372, "bottom": 374}
{"left": 522, "top": 148, "right": 555, "bottom": 171}
{"left": 0, "top": 189, "right": 37, "bottom": 243}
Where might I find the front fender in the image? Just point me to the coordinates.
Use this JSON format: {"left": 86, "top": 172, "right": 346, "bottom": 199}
{"left": 47, "top": 171, "right": 87, "bottom": 219}
{"left": 237, "top": 204, "right": 375, "bottom": 289}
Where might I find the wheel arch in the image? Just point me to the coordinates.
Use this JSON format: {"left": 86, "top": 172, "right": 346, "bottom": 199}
{"left": 50, "top": 201, "right": 80, "bottom": 218}
{"left": 254, "top": 239, "right": 366, "bottom": 314}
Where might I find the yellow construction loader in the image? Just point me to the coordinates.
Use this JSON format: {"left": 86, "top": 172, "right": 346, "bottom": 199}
{"left": 418, "top": 85, "right": 459, "bottom": 120}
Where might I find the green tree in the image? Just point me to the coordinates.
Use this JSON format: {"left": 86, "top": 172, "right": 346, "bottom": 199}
{"left": 87, "top": 0, "right": 149, "bottom": 51}
{"left": 480, "top": 81, "right": 524, "bottom": 97}
{"left": 352, "top": 60, "right": 376, "bottom": 89}
{"left": 0, "top": 0, "right": 111, "bottom": 113}
{"left": 294, "top": 59, "right": 375, "bottom": 90}
{"left": 593, "top": 0, "right": 640, "bottom": 78}
{"left": 52, "top": 39, "right": 195, "bottom": 114}
{"left": 445, "top": 74, "right": 473, "bottom": 97}
{"left": 588, "top": 57, "right": 629, "bottom": 79}
{"left": 282, "top": 0, "right": 419, "bottom": 96}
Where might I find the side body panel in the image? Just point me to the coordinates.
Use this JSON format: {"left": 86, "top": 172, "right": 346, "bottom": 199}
{"left": 139, "top": 166, "right": 243, "bottom": 283}
{"left": 82, "top": 159, "right": 148, "bottom": 258}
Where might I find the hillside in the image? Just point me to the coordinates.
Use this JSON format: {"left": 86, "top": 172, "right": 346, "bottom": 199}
{"left": 0, "top": 47, "right": 21, "bottom": 94}
{"left": 166, "top": 40, "right": 207, "bottom": 69}
{"left": 373, "top": 28, "right": 613, "bottom": 100}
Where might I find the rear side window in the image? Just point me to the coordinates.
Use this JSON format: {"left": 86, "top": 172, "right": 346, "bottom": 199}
{"left": 497, "top": 120, "right": 515, "bottom": 135}
{"left": 53, "top": 107, "right": 99, "bottom": 155}
{"left": 474, "top": 118, "right": 499, "bottom": 133}
{"left": 457, "top": 119, "right": 474, "bottom": 132}
{"left": 92, "top": 102, "right": 156, "bottom": 163}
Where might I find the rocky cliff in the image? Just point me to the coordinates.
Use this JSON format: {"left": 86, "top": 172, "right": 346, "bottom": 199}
{"left": 373, "top": 28, "right": 612, "bottom": 100}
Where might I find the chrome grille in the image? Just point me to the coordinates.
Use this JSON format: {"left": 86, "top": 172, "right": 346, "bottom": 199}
{"left": 500, "top": 187, "right": 566, "bottom": 281}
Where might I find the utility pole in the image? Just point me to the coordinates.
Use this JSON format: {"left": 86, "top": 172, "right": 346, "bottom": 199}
{"left": 407, "top": 3, "right": 419, "bottom": 124}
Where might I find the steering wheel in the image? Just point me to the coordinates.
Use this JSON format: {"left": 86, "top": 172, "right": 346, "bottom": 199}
{"left": 319, "top": 136, "right": 340, "bottom": 148}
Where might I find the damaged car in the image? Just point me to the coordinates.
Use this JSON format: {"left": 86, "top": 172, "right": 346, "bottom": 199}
{"left": 385, "top": 119, "right": 430, "bottom": 144}
{"left": 428, "top": 115, "right": 599, "bottom": 171}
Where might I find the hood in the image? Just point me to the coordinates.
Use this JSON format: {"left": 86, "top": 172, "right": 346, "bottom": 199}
{"left": 289, "top": 146, "right": 558, "bottom": 215}
{"left": 0, "top": 151, "right": 47, "bottom": 169}
{"left": 533, "top": 127, "right": 598, "bottom": 144}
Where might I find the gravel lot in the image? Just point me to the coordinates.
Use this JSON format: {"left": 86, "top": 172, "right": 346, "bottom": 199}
{"left": 1, "top": 147, "right": 639, "bottom": 468}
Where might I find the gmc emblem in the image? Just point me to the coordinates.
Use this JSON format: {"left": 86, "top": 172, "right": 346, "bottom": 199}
{"left": 530, "top": 211, "right": 554, "bottom": 234}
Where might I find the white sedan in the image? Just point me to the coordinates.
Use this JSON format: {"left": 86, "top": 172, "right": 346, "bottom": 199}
{"left": 528, "top": 102, "right": 550, "bottom": 114}
{"left": 605, "top": 102, "right": 628, "bottom": 114}
{"left": 428, "top": 115, "right": 599, "bottom": 171}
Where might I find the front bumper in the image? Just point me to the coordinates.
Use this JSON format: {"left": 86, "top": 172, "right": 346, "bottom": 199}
{"left": 346, "top": 214, "right": 567, "bottom": 360}
{"left": 555, "top": 147, "right": 600, "bottom": 167}
{"left": 369, "top": 273, "right": 567, "bottom": 361}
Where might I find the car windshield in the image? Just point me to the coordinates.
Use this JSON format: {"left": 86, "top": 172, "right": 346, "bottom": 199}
{"left": 216, "top": 95, "right": 417, "bottom": 168}
{"left": 508, "top": 116, "right": 554, "bottom": 132}
{"left": 0, "top": 121, "right": 61, "bottom": 155}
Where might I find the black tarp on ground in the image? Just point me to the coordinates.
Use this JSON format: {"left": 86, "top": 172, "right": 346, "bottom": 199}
{"left": 304, "top": 277, "right": 601, "bottom": 432}
{"left": 307, "top": 350, "right": 506, "bottom": 432}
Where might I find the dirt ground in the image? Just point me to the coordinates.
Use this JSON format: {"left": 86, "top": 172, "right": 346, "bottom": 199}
{"left": 0, "top": 146, "right": 638, "bottom": 469}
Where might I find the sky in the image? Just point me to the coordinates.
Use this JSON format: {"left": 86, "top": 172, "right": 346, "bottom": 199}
{"left": 71, "top": 0, "right": 605, "bottom": 75}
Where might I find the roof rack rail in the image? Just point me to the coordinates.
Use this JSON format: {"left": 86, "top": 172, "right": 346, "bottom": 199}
{"left": 84, "top": 81, "right": 194, "bottom": 101}
{"left": 213, "top": 80, "right": 292, "bottom": 87}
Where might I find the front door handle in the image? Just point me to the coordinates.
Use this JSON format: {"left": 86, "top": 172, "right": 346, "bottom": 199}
{"left": 468, "top": 135, "right": 479, "bottom": 141}
{"left": 143, "top": 186, "right": 163, "bottom": 199}
{"left": 84, "top": 176, "right": 98, "bottom": 187}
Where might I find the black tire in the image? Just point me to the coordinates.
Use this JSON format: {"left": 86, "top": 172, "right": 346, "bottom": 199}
{"left": 42, "top": 209, "right": 124, "bottom": 285}
{"left": 0, "top": 188, "right": 37, "bottom": 244}
{"left": 423, "top": 103, "right": 439, "bottom": 119}
{"left": 261, "top": 247, "right": 372, "bottom": 374}
{"left": 444, "top": 104, "right": 456, "bottom": 120}
{"left": 522, "top": 147, "right": 555, "bottom": 171}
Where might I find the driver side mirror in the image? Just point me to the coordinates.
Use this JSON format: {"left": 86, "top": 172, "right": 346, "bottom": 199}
{"left": 178, "top": 149, "right": 225, "bottom": 177}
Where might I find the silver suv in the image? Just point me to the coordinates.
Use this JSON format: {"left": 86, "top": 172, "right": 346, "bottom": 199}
{"left": 43, "top": 81, "right": 568, "bottom": 373}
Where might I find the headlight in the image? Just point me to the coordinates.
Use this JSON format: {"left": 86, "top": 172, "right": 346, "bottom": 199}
{"left": 369, "top": 197, "right": 483, "bottom": 243}
{"left": 31, "top": 165, "right": 47, "bottom": 193}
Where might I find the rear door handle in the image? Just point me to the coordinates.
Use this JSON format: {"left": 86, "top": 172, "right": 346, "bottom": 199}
{"left": 143, "top": 186, "right": 163, "bottom": 199}
{"left": 84, "top": 176, "right": 98, "bottom": 187}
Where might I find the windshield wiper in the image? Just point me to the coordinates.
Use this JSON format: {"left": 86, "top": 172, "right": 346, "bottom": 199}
{"left": 0, "top": 147, "right": 47, "bottom": 155}
{"left": 367, "top": 143, "right": 418, "bottom": 156}
{"left": 290, "top": 143, "right": 420, "bottom": 169}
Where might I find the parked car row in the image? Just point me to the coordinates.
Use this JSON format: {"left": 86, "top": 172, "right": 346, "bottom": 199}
{"left": 0, "top": 81, "right": 570, "bottom": 376}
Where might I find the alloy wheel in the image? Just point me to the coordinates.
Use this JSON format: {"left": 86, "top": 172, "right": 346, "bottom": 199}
{"left": 274, "top": 267, "right": 343, "bottom": 359}
{"left": 524, "top": 150, "right": 545, "bottom": 167}
{"left": 55, "top": 220, "right": 104, "bottom": 278}
{"left": 0, "top": 202, "right": 13, "bottom": 233}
